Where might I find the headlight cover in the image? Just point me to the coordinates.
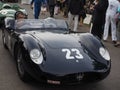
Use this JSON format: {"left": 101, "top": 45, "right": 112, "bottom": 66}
{"left": 99, "top": 47, "right": 110, "bottom": 61}
{"left": 30, "top": 49, "right": 43, "bottom": 64}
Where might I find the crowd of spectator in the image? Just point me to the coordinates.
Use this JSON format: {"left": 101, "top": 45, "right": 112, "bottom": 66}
{"left": 29, "top": 0, "right": 120, "bottom": 47}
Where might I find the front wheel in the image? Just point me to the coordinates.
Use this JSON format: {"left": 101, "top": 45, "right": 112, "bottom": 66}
{"left": 16, "top": 48, "right": 31, "bottom": 82}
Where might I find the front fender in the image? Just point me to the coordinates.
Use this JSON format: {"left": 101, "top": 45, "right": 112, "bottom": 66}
{"left": 79, "top": 33, "right": 110, "bottom": 65}
{"left": 14, "top": 34, "right": 41, "bottom": 60}
{"left": 19, "top": 34, "right": 40, "bottom": 52}
{"left": 79, "top": 33, "right": 103, "bottom": 49}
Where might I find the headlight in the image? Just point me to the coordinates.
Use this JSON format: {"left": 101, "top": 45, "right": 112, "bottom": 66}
{"left": 30, "top": 49, "right": 43, "bottom": 64}
{"left": 99, "top": 47, "right": 110, "bottom": 61}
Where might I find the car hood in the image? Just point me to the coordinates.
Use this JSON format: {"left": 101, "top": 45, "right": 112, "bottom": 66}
{"left": 31, "top": 31, "right": 81, "bottom": 48}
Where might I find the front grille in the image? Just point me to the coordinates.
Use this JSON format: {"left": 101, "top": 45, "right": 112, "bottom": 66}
{"left": 41, "top": 71, "right": 109, "bottom": 85}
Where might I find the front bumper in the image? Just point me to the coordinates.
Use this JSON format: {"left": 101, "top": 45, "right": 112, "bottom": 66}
{"left": 23, "top": 60, "right": 111, "bottom": 85}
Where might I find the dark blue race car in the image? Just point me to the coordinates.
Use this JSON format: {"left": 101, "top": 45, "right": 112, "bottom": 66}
{"left": 2, "top": 18, "right": 111, "bottom": 85}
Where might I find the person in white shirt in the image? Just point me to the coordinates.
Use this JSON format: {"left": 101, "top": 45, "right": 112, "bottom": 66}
{"left": 103, "top": 0, "right": 120, "bottom": 43}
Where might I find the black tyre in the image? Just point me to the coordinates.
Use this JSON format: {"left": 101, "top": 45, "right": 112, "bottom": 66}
{"left": 2, "top": 30, "right": 8, "bottom": 49}
{"left": 16, "top": 48, "right": 31, "bottom": 82}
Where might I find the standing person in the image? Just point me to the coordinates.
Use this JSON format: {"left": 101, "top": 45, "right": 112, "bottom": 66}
{"left": 47, "top": 0, "right": 56, "bottom": 17}
{"left": 115, "top": 19, "right": 120, "bottom": 47}
{"left": 114, "top": 6, "right": 120, "bottom": 47}
{"left": 79, "top": 0, "right": 86, "bottom": 26}
{"left": 68, "top": 0, "right": 84, "bottom": 31}
{"left": 62, "top": 0, "right": 69, "bottom": 18}
{"left": 103, "top": 0, "right": 120, "bottom": 43}
{"left": 30, "top": 0, "right": 46, "bottom": 19}
{"left": 90, "top": 0, "right": 108, "bottom": 40}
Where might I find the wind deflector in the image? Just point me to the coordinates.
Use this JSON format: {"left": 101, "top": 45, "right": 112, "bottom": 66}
{"left": 15, "top": 18, "right": 68, "bottom": 30}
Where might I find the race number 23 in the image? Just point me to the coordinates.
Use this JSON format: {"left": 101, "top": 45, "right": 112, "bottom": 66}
{"left": 62, "top": 48, "right": 83, "bottom": 59}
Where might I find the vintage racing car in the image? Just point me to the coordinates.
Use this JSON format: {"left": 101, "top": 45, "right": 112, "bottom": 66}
{"left": 0, "top": 2, "right": 27, "bottom": 27}
{"left": 2, "top": 18, "right": 111, "bottom": 85}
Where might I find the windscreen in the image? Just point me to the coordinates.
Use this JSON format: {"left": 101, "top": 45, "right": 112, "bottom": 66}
{"left": 15, "top": 18, "right": 68, "bottom": 30}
